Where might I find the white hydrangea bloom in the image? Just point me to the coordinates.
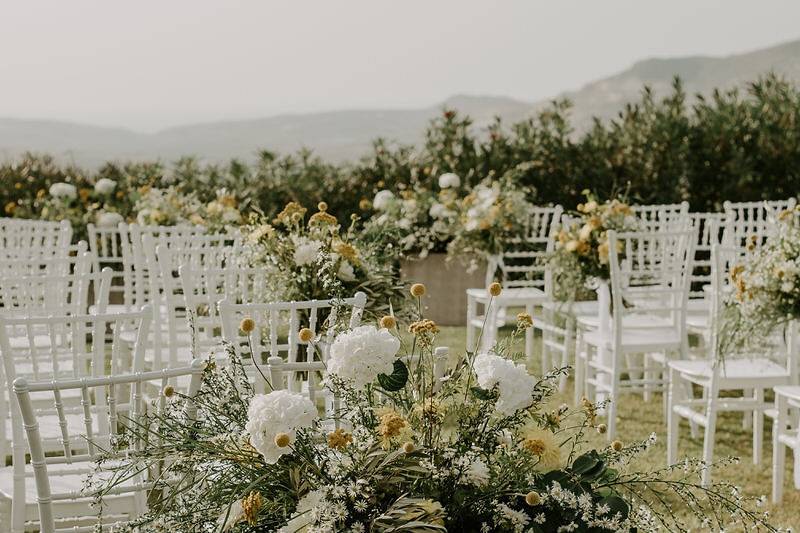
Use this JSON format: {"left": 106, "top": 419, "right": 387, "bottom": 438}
{"left": 438, "top": 172, "right": 461, "bottom": 189}
{"left": 278, "top": 489, "right": 325, "bottom": 532}
{"left": 373, "top": 190, "right": 395, "bottom": 211}
{"left": 245, "top": 390, "right": 317, "bottom": 464}
{"left": 96, "top": 211, "right": 124, "bottom": 227}
{"left": 464, "top": 457, "right": 490, "bottom": 486}
{"left": 429, "top": 202, "right": 450, "bottom": 219}
{"left": 94, "top": 178, "right": 117, "bottom": 195}
{"left": 293, "top": 237, "right": 323, "bottom": 267}
{"left": 328, "top": 325, "right": 401, "bottom": 389}
{"left": 473, "top": 353, "right": 536, "bottom": 415}
{"left": 49, "top": 182, "right": 77, "bottom": 200}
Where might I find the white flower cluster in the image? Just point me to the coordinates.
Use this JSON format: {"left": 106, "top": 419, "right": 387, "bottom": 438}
{"left": 293, "top": 236, "right": 323, "bottom": 267}
{"left": 278, "top": 489, "right": 325, "bottom": 533}
{"left": 96, "top": 211, "right": 124, "bottom": 227}
{"left": 49, "top": 182, "right": 77, "bottom": 200}
{"left": 372, "top": 190, "right": 395, "bottom": 211}
{"left": 245, "top": 389, "right": 317, "bottom": 464}
{"left": 327, "top": 325, "right": 400, "bottom": 389}
{"left": 438, "top": 172, "right": 461, "bottom": 189}
{"left": 472, "top": 353, "right": 536, "bottom": 415}
{"left": 94, "top": 178, "right": 117, "bottom": 195}
{"left": 464, "top": 182, "right": 500, "bottom": 231}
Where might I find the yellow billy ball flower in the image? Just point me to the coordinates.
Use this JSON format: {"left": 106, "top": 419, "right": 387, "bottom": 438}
{"left": 402, "top": 441, "right": 415, "bottom": 453}
{"left": 410, "top": 283, "right": 426, "bottom": 297}
{"left": 317, "top": 201, "right": 328, "bottom": 211}
{"left": 611, "top": 440, "right": 624, "bottom": 452}
{"left": 239, "top": 317, "right": 256, "bottom": 334}
{"left": 516, "top": 312, "right": 533, "bottom": 328}
{"left": 274, "top": 433, "right": 291, "bottom": 448}
{"left": 488, "top": 282, "right": 502, "bottom": 297}
{"left": 162, "top": 386, "right": 175, "bottom": 398}
{"left": 597, "top": 423, "right": 607, "bottom": 434}
{"left": 379, "top": 315, "right": 397, "bottom": 330}
{"left": 525, "top": 491, "right": 541, "bottom": 506}
{"left": 299, "top": 328, "right": 315, "bottom": 343}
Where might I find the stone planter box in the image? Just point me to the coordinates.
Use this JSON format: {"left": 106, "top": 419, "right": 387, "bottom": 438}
{"left": 400, "top": 253, "right": 486, "bottom": 326}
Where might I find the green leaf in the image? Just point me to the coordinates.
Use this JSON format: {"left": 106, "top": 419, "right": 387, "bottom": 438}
{"left": 599, "top": 495, "right": 629, "bottom": 519}
{"left": 378, "top": 359, "right": 409, "bottom": 391}
{"left": 570, "top": 451, "right": 601, "bottom": 475}
{"left": 469, "top": 386, "right": 497, "bottom": 401}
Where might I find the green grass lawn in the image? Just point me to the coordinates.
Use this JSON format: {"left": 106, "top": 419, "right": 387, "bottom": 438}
{"left": 427, "top": 325, "right": 800, "bottom": 530}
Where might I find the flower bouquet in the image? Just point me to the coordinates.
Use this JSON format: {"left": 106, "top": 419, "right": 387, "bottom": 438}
{"left": 134, "top": 185, "right": 202, "bottom": 226}
{"left": 242, "top": 201, "right": 405, "bottom": 318}
{"left": 90, "top": 285, "right": 776, "bottom": 532}
{"left": 547, "top": 193, "right": 638, "bottom": 299}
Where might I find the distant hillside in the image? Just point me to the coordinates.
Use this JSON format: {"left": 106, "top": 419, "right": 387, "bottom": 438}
{"left": 1, "top": 38, "right": 798, "bottom": 167}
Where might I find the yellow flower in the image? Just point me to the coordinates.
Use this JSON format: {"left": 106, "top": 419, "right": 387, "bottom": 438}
{"left": 379, "top": 315, "right": 397, "bottom": 329}
{"left": 598, "top": 240, "right": 610, "bottom": 264}
{"left": 241, "top": 491, "right": 262, "bottom": 525}
{"left": 583, "top": 200, "right": 598, "bottom": 213}
{"left": 317, "top": 201, "right": 328, "bottom": 211}
{"left": 525, "top": 491, "right": 541, "bottom": 506}
{"left": 4, "top": 202, "right": 16, "bottom": 215}
{"left": 359, "top": 198, "right": 372, "bottom": 210}
{"left": 334, "top": 241, "right": 359, "bottom": 263}
{"left": 298, "top": 328, "right": 315, "bottom": 343}
{"left": 597, "top": 423, "right": 607, "bottom": 434}
{"left": 521, "top": 428, "right": 561, "bottom": 471}
{"left": 408, "top": 319, "right": 439, "bottom": 336}
{"left": 410, "top": 283, "right": 426, "bottom": 297}
{"left": 488, "top": 282, "right": 502, "bottom": 297}
{"left": 189, "top": 214, "right": 205, "bottom": 225}
{"left": 274, "top": 433, "right": 291, "bottom": 448}
{"left": 516, "top": 312, "right": 533, "bottom": 329}
{"left": 327, "top": 428, "right": 352, "bottom": 450}
{"left": 220, "top": 195, "right": 237, "bottom": 208}
{"left": 239, "top": 317, "right": 256, "bottom": 334}
{"left": 376, "top": 407, "right": 408, "bottom": 446}
{"left": 578, "top": 223, "right": 593, "bottom": 242}
{"left": 611, "top": 440, "right": 624, "bottom": 452}
{"left": 274, "top": 202, "right": 307, "bottom": 225}
{"left": 402, "top": 441, "right": 415, "bottom": 453}
{"left": 248, "top": 224, "right": 275, "bottom": 244}
{"left": 565, "top": 240, "right": 580, "bottom": 253}
{"left": 163, "top": 386, "right": 175, "bottom": 398}
{"left": 308, "top": 202, "right": 338, "bottom": 226}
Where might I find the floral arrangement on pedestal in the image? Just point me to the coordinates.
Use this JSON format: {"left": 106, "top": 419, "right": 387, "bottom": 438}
{"left": 90, "top": 285, "right": 777, "bottom": 532}
{"left": 547, "top": 192, "right": 638, "bottom": 299}
{"left": 366, "top": 172, "right": 462, "bottom": 259}
{"left": 241, "top": 201, "right": 405, "bottom": 318}
{"left": 445, "top": 173, "right": 536, "bottom": 272}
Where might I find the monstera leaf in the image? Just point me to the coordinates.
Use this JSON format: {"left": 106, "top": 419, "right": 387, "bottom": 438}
{"left": 378, "top": 359, "right": 409, "bottom": 391}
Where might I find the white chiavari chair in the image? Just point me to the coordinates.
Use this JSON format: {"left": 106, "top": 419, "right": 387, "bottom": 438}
{"left": 87, "top": 222, "right": 137, "bottom": 314}
{"left": 772, "top": 379, "right": 800, "bottom": 503}
{"left": 467, "top": 206, "right": 562, "bottom": 358}
{"left": 0, "top": 306, "right": 153, "bottom": 532}
{"left": 219, "top": 293, "right": 367, "bottom": 395}
{"left": 631, "top": 202, "right": 690, "bottom": 232}
{"left": 722, "top": 199, "right": 795, "bottom": 250}
{"left": 576, "top": 229, "right": 695, "bottom": 440}
{"left": 11, "top": 359, "right": 203, "bottom": 533}
{"left": 0, "top": 219, "right": 72, "bottom": 258}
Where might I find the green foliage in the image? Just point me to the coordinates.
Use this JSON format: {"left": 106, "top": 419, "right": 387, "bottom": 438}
{"left": 2, "top": 73, "right": 799, "bottom": 234}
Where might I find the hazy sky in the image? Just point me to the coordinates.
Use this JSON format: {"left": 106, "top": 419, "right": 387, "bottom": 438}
{"left": 1, "top": 0, "right": 799, "bottom": 132}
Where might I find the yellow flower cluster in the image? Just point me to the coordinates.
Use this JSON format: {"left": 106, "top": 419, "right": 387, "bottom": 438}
{"left": 408, "top": 319, "right": 439, "bottom": 336}
{"left": 327, "top": 428, "right": 353, "bottom": 450}
{"left": 274, "top": 202, "right": 307, "bottom": 225}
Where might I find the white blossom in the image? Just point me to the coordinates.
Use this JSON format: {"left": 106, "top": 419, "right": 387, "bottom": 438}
{"left": 337, "top": 260, "right": 356, "bottom": 282}
{"left": 438, "top": 172, "right": 461, "bottom": 189}
{"left": 279, "top": 489, "right": 325, "bottom": 532}
{"left": 49, "top": 182, "right": 77, "bottom": 200}
{"left": 245, "top": 390, "right": 317, "bottom": 464}
{"left": 96, "top": 211, "right": 124, "bottom": 227}
{"left": 473, "top": 353, "right": 536, "bottom": 415}
{"left": 293, "top": 237, "right": 323, "bottom": 267}
{"left": 373, "top": 190, "right": 395, "bottom": 211}
{"left": 327, "top": 325, "right": 400, "bottom": 389}
{"left": 94, "top": 178, "right": 117, "bottom": 195}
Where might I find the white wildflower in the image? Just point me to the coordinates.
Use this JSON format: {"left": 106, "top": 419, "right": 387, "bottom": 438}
{"left": 373, "top": 190, "right": 395, "bottom": 211}
{"left": 279, "top": 489, "right": 325, "bottom": 533}
{"left": 438, "top": 172, "right": 461, "bottom": 189}
{"left": 464, "top": 457, "right": 490, "bottom": 486}
{"left": 293, "top": 237, "right": 323, "bottom": 267}
{"left": 96, "top": 211, "right": 124, "bottom": 227}
{"left": 337, "top": 260, "right": 356, "bottom": 282}
{"left": 49, "top": 182, "right": 77, "bottom": 200}
{"left": 94, "top": 178, "right": 116, "bottom": 195}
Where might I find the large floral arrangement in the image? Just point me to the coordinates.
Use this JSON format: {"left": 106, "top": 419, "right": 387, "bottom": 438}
{"left": 135, "top": 185, "right": 203, "bottom": 226}
{"left": 366, "top": 173, "right": 461, "bottom": 259}
{"left": 91, "top": 285, "right": 777, "bottom": 532}
{"left": 547, "top": 193, "right": 639, "bottom": 298}
{"left": 729, "top": 206, "right": 800, "bottom": 346}
{"left": 39, "top": 178, "right": 130, "bottom": 233}
{"left": 242, "top": 201, "right": 405, "bottom": 318}
{"left": 447, "top": 174, "right": 536, "bottom": 269}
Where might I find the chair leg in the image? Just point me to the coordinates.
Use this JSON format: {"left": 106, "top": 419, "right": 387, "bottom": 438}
{"left": 525, "top": 304, "right": 534, "bottom": 366}
{"left": 702, "top": 408, "right": 718, "bottom": 487}
{"left": 466, "top": 296, "right": 476, "bottom": 351}
{"left": 559, "top": 319, "right": 573, "bottom": 392}
{"left": 667, "top": 368, "right": 680, "bottom": 465}
{"left": 643, "top": 353, "right": 652, "bottom": 403}
{"left": 753, "top": 388, "right": 764, "bottom": 466}
{"left": 573, "top": 333, "right": 586, "bottom": 406}
{"left": 607, "top": 371, "right": 620, "bottom": 442}
{"left": 687, "top": 381, "right": 699, "bottom": 439}
{"left": 742, "top": 388, "right": 752, "bottom": 429}
{"left": 772, "top": 420, "right": 785, "bottom": 503}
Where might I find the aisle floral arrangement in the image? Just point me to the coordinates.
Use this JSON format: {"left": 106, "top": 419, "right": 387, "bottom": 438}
{"left": 90, "top": 284, "right": 777, "bottom": 532}
{"left": 241, "top": 201, "right": 405, "bottom": 318}
{"left": 547, "top": 192, "right": 638, "bottom": 299}
{"left": 728, "top": 205, "right": 800, "bottom": 347}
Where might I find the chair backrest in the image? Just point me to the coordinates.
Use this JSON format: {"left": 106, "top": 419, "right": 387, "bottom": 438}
{"left": 0, "top": 218, "right": 72, "bottom": 255}
{"left": 485, "top": 206, "right": 562, "bottom": 288}
{"left": 722, "top": 199, "right": 795, "bottom": 250}
{"left": 147, "top": 233, "right": 240, "bottom": 368}
{"left": 124, "top": 224, "right": 207, "bottom": 310}
{"left": 687, "top": 212, "right": 727, "bottom": 299}
{"left": 607, "top": 229, "right": 695, "bottom": 344}
{"left": 0, "top": 262, "right": 111, "bottom": 319}
{"left": 631, "top": 202, "right": 690, "bottom": 232}
{"left": 180, "top": 265, "right": 274, "bottom": 358}
{"left": 87, "top": 222, "right": 135, "bottom": 309}
{"left": 12, "top": 359, "right": 204, "bottom": 533}
{"left": 219, "top": 292, "right": 367, "bottom": 393}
